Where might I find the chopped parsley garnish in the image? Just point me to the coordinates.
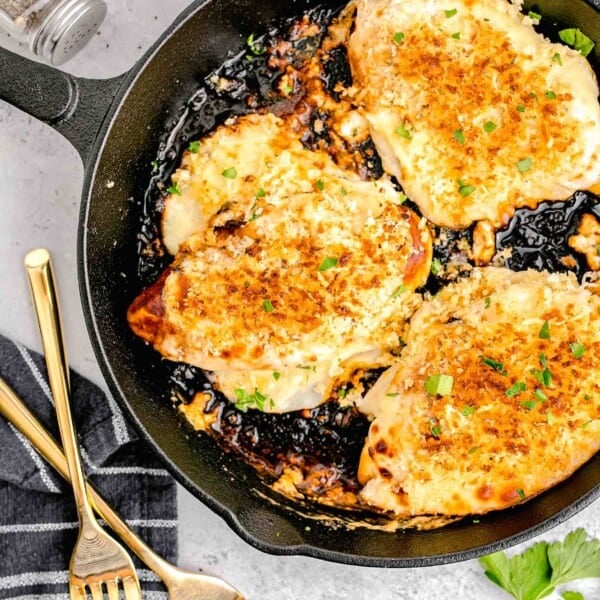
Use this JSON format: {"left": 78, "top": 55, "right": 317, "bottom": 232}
{"left": 506, "top": 381, "right": 526, "bottom": 397}
{"left": 480, "top": 356, "right": 506, "bottom": 374}
{"left": 521, "top": 399, "right": 538, "bottom": 411}
{"left": 485, "top": 296, "right": 491, "bottom": 309}
{"left": 545, "top": 90, "right": 557, "bottom": 99}
{"left": 151, "top": 160, "right": 159, "bottom": 170}
{"left": 517, "top": 157, "right": 533, "bottom": 173}
{"left": 282, "top": 83, "right": 293, "bottom": 95}
{"left": 461, "top": 405, "right": 476, "bottom": 416}
{"left": 273, "top": 371, "right": 281, "bottom": 381}
{"left": 296, "top": 364, "right": 317, "bottom": 372}
{"left": 391, "top": 284, "right": 406, "bottom": 298}
{"left": 558, "top": 28, "right": 595, "bottom": 57}
{"left": 316, "top": 179, "right": 325, "bottom": 191}
{"left": 517, "top": 104, "right": 526, "bottom": 112}
{"left": 167, "top": 183, "right": 181, "bottom": 195}
{"left": 569, "top": 342, "right": 585, "bottom": 359}
{"left": 531, "top": 368, "right": 552, "bottom": 387}
{"left": 234, "top": 388, "right": 271, "bottom": 411}
{"left": 246, "top": 33, "right": 266, "bottom": 56}
{"left": 445, "top": 8, "right": 457, "bottom": 18}
{"left": 430, "top": 424, "right": 443, "bottom": 438}
{"left": 539, "top": 320, "right": 551, "bottom": 339}
{"left": 483, "top": 121, "right": 498, "bottom": 133}
{"left": 528, "top": 11, "right": 542, "bottom": 21}
{"left": 395, "top": 121, "right": 412, "bottom": 139}
{"left": 535, "top": 388, "right": 548, "bottom": 402}
{"left": 468, "top": 446, "right": 480, "bottom": 454}
{"left": 539, "top": 352, "right": 548, "bottom": 368}
{"left": 581, "top": 420, "right": 593, "bottom": 429}
{"left": 458, "top": 179, "right": 476, "bottom": 197}
{"left": 547, "top": 410, "right": 555, "bottom": 425}
{"left": 451, "top": 32, "right": 461, "bottom": 39}
{"left": 552, "top": 52, "right": 563, "bottom": 65}
{"left": 340, "top": 187, "right": 348, "bottom": 196}
{"left": 431, "top": 258, "right": 443, "bottom": 275}
{"left": 453, "top": 129, "right": 466, "bottom": 144}
{"left": 596, "top": 244, "right": 600, "bottom": 256}
{"left": 318, "top": 256, "right": 339, "bottom": 272}
{"left": 248, "top": 204, "right": 261, "bottom": 222}
{"left": 222, "top": 166, "right": 238, "bottom": 179}
{"left": 262, "top": 299, "right": 274, "bottom": 313}
{"left": 187, "top": 141, "right": 200, "bottom": 153}
{"left": 256, "top": 187, "right": 266, "bottom": 198}
{"left": 516, "top": 488, "right": 526, "bottom": 499}
{"left": 393, "top": 31, "right": 405, "bottom": 44}
{"left": 425, "top": 374, "right": 454, "bottom": 396}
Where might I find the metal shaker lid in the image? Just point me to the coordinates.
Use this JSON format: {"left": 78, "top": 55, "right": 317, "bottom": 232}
{"left": 32, "top": 0, "right": 106, "bottom": 65}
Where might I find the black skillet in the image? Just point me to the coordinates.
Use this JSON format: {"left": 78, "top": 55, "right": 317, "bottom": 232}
{"left": 0, "top": 0, "right": 599, "bottom": 567}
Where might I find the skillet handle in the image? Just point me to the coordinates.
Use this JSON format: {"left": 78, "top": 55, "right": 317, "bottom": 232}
{"left": 0, "top": 46, "right": 126, "bottom": 165}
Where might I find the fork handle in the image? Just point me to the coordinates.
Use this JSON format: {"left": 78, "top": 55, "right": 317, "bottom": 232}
{"left": 25, "top": 249, "right": 97, "bottom": 527}
{"left": 0, "top": 376, "right": 173, "bottom": 578}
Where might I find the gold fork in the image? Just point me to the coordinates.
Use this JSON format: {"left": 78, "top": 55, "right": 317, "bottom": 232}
{"left": 0, "top": 376, "right": 244, "bottom": 600}
{"left": 25, "top": 248, "right": 141, "bottom": 600}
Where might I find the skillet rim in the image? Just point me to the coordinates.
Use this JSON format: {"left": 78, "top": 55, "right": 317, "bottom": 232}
{"left": 77, "top": 0, "right": 600, "bottom": 567}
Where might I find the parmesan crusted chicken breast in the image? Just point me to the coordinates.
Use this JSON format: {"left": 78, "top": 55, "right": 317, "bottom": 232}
{"left": 130, "top": 114, "right": 432, "bottom": 412}
{"left": 359, "top": 268, "right": 600, "bottom": 518}
{"left": 348, "top": 0, "right": 600, "bottom": 229}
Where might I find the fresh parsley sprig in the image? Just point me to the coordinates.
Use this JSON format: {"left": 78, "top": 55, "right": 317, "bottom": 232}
{"left": 480, "top": 529, "right": 600, "bottom": 600}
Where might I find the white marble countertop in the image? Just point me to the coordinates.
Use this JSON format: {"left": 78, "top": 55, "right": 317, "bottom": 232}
{"left": 0, "top": 2, "right": 598, "bottom": 598}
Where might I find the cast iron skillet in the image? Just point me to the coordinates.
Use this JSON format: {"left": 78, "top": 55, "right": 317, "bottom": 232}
{"left": 1, "top": 0, "right": 599, "bottom": 567}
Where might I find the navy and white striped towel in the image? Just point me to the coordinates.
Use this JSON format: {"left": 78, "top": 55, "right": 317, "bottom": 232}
{"left": 0, "top": 334, "right": 177, "bottom": 599}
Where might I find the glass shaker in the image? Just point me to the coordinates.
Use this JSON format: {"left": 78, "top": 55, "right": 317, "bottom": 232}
{"left": 0, "top": 0, "right": 107, "bottom": 65}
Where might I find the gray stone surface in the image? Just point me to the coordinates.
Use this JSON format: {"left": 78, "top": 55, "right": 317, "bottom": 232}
{"left": 0, "top": 2, "right": 598, "bottom": 598}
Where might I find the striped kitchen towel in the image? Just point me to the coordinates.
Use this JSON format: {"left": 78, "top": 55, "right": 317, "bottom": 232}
{"left": 0, "top": 334, "right": 177, "bottom": 599}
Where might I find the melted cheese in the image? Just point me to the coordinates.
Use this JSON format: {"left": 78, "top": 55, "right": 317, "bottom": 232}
{"left": 130, "top": 120, "right": 432, "bottom": 411}
{"left": 359, "top": 268, "right": 600, "bottom": 517}
{"left": 163, "top": 112, "right": 388, "bottom": 255}
{"left": 348, "top": 0, "right": 600, "bottom": 228}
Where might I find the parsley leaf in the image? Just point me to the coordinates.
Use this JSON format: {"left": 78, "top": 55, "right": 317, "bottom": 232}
{"left": 246, "top": 33, "right": 266, "bottom": 56}
{"left": 453, "top": 129, "right": 466, "bottom": 144}
{"left": 393, "top": 31, "right": 405, "bottom": 44}
{"left": 480, "top": 542, "right": 552, "bottom": 600}
{"left": 506, "top": 381, "right": 526, "bottom": 397}
{"left": 319, "top": 257, "right": 339, "bottom": 272}
{"left": 222, "top": 166, "right": 237, "bottom": 179}
{"left": 167, "top": 183, "right": 181, "bottom": 195}
{"left": 561, "top": 593, "right": 584, "bottom": 600}
{"left": 187, "top": 141, "right": 200, "bottom": 153}
{"left": 558, "top": 28, "right": 595, "bottom": 57}
{"left": 569, "top": 342, "right": 585, "bottom": 359}
{"left": 517, "top": 157, "right": 533, "bottom": 173}
{"left": 234, "top": 388, "right": 271, "bottom": 412}
{"left": 395, "top": 121, "right": 412, "bottom": 139}
{"left": 548, "top": 529, "right": 600, "bottom": 587}
{"left": 424, "top": 374, "right": 454, "bottom": 396}
{"left": 458, "top": 179, "right": 476, "bottom": 197}
{"left": 480, "top": 529, "right": 600, "bottom": 600}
